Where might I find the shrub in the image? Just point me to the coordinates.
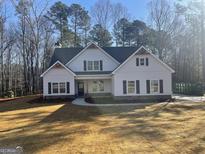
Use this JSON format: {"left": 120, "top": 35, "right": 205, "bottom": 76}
{"left": 7, "top": 90, "right": 14, "bottom": 98}
{"left": 84, "top": 94, "right": 94, "bottom": 103}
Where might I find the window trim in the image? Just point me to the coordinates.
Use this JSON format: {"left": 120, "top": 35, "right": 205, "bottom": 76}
{"left": 94, "top": 61, "right": 100, "bottom": 70}
{"left": 136, "top": 57, "right": 149, "bottom": 66}
{"left": 127, "top": 81, "right": 135, "bottom": 94}
{"left": 150, "top": 80, "right": 159, "bottom": 93}
{"left": 49, "top": 82, "right": 68, "bottom": 94}
{"left": 87, "top": 61, "right": 93, "bottom": 71}
{"left": 52, "top": 83, "right": 59, "bottom": 94}
{"left": 140, "top": 58, "right": 144, "bottom": 66}
{"left": 59, "top": 82, "right": 66, "bottom": 93}
{"left": 86, "top": 60, "right": 102, "bottom": 71}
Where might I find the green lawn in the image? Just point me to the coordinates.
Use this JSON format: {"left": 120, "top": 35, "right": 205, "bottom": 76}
{"left": 0, "top": 96, "right": 205, "bottom": 153}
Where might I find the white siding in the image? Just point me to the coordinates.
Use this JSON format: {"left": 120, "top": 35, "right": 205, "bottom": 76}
{"left": 111, "top": 76, "right": 115, "bottom": 95}
{"left": 113, "top": 54, "right": 172, "bottom": 96}
{"left": 43, "top": 66, "right": 75, "bottom": 96}
{"left": 67, "top": 48, "right": 119, "bottom": 72}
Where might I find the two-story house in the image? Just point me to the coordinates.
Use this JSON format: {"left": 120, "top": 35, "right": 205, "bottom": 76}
{"left": 40, "top": 42, "right": 174, "bottom": 100}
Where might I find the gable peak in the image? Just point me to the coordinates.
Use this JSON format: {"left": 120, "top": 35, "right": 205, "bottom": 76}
{"left": 136, "top": 46, "right": 150, "bottom": 55}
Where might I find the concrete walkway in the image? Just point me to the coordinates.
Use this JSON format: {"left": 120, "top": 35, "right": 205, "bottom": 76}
{"left": 72, "top": 94, "right": 205, "bottom": 107}
{"left": 72, "top": 98, "right": 156, "bottom": 107}
{"left": 173, "top": 94, "right": 205, "bottom": 102}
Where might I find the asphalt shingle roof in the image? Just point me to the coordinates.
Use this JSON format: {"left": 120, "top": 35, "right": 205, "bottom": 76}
{"left": 49, "top": 46, "right": 139, "bottom": 67}
{"left": 49, "top": 47, "right": 83, "bottom": 66}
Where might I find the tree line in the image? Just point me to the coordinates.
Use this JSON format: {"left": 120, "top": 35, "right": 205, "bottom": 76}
{"left": 0, "top": 0, "right": 204, "bottom": 97}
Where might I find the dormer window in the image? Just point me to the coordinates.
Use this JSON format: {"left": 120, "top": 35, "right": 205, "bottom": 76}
{"left": 140, "top": 58, "right": 144, "bottom": 65}
{"left": 136, "top": 57, "right": 149, "bottom": 66}
{"left": 94, "top": 61, "right": 100, "bottom": 70}
{"left": 88, "top": 61, "right": 93, "bottom": 70}
{"left": 84, "top": 60, "right": 103, "bottom": 71}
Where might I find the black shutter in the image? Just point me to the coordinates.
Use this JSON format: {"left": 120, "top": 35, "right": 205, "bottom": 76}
{"left": 146, "top": 58, "right": 149, "bottom": 66}
{"left": 146, "top": 80, "right": 150, "bottom": 94}
{"left": 123, "top": 80, "right": 127, "bottom": 94}
{"left": 160, "top": 80, "right": 163, "bottom": 93}
{"left": 136, "top": 80, "right": 140, "bottom": 94}
{"left": 136, "top": 58, "right": 139, "bottom": 66}
{"left": 100, "top": 60, "right": 103, "bottom": 70}
{"left": 48, "top": 82, "right": 51, "bottom": 94}
{"left": 84, "top": 60, "right": 87, "bottom": 71}
{"left": 67, "top": 82, "right": 70, "bottom": 93}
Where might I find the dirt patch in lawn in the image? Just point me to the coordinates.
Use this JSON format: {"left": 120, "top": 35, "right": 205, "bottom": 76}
{"left": 0, "top": 96, "right": 205, "bottom": 153}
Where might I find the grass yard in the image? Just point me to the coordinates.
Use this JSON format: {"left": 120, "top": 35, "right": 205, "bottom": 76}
{"left": 1, "top": 96, "right": 205, "bottom": 153}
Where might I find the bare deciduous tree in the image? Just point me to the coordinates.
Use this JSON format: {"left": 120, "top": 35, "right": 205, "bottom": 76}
{"left": 149, "top": 0, "right": 182, "bottom": 60}
{"left": 91, "top": 0, "right": 113, "bottom": 29}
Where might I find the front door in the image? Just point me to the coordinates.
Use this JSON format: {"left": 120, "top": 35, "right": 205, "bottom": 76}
{"left": 78, "top": 82, "right": 84, "bottom": 96}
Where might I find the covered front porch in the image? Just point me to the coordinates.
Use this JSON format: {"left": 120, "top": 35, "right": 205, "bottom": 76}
{"left": 75, "top": 79, "right": 112, "bottom": 97}
{"left": 74, "top": 70, "right": 113, "bottom": 97}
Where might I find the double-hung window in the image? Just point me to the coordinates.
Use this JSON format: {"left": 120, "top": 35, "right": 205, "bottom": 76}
{"left": 136, "top": 57, "right": 149, "bottom": 66}
{"left": 49, "top": 82, "right": 69, "bottom": 94}
{"left": 127, "top": 81, "right": 135, "bottom": 94}
{"left": 94, "top": 61, "right": 100, "bottom": 70}
{"left": 140, "top": 58, "right": 144, "bottom": 65}
{"left": 151, "top": 80, "right": 159, "bottom": 93}
{"left": 59, "top": 82, "right": 66, "bottom": 93}
{"left": 88, "top": 61, "right": 93, "bottom": 70}
{"left": 52, "top": 83, "right": 58, "bottom": 93}
{"left": 87, "top": 60, "right": 100, "bottom": 71}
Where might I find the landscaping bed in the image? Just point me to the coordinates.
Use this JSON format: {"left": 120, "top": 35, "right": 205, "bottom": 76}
{"left": 85, "top": 96, "right": 173, "bottom": 104}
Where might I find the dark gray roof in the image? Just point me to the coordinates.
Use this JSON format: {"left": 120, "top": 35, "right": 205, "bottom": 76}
{"left": 74, "top": 71, "right": 112, "bottom": 75}
{"left": 49, "top": 46, "right": 138, "bottom": 67}
{"left": 102, "top": 47, "right": 138, "bottom": 63}
{"left": 49, "top": 47, "right": 83, "bottom": 66}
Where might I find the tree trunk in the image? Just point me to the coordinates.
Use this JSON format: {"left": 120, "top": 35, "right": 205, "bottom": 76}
{"left": 201, "top": 0, "right": 205, "bottom": 82}
{"left": 0, "top": 20, "right": 4, "bottom": 96}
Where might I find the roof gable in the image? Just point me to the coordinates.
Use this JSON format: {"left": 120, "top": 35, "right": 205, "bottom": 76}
{"left": 40, "top": 61, "right": 76, "bottom": 77}
{"left": 48, "top": 43, "right": 174, "bottom": 74}
{"left": 48, "top": 44, "right": 138, "bottom": 67}
{"left": 112, "top": 46, "right": 175, "bottom": 74}
{"left": 66, "top": 42, "right": 120, "bottom": 66}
